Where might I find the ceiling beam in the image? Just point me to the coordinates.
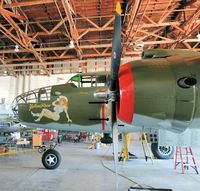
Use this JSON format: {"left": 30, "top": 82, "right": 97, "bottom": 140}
{"left": 60, "top": 0, "right": 81, "bottom": 54}
{"left": 0, "top": 9, "right": 26, "bottom": 21}
{"left": 0, "top": 6, "right": 50, "bottom": 76}
{"left": 4, "top": 50, "right": 140, "bottom": 63}
{"left": 0, "top": 57, "right": 137, "bottom": 68}
{"left": 0, "top": 43, "right": 113, "bottom": 54}
{"left": 0, "top": 21, "right": 180, "bottom": 41}
{"left": 0, "top": 58, "right": 17, "bottom": 77}
{"left": 171, "top": 6, "right": 200, "bottom": 48}
{"left": 2, "top": 37, "right": 200, "bottom": 55}
{"left": 45, "top": 0, "right": 82, "bottom": 59}
{"left": 2, "top": 0, "right": 54, "bottom": 8}
{"left": 0, "top": 24, "right": 25, "bottom": 47}
{"left": 125, "top": 0, "right": 141, "bottom": 41}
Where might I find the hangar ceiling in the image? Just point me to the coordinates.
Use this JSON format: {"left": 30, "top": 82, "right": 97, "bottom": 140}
{"left": 0, "top": 0, "right": 200, "bottom": 76}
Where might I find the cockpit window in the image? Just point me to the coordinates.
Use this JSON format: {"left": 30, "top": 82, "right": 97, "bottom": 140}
{"left": 26, "top": 92, "right": 38, "bottom": 103}
{"left": 69, "top": 74, "right": 107, "bottom": 88}
{"left": 71, "top": 76, "right": 81, "bottom": 82}
{"left": 15, "top": 86, "right": 52, "bottom": 104}
{"left": 16, "top": 91, "right": 38, "bottom": 104}
{"left": 39, "top": 87, "right": 51, "bottom": 101}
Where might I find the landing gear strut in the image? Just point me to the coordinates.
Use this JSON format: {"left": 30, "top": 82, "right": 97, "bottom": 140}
{"left": 37, "top": 143, "right": 57, "bottom": 153}
{"left": 100, "top": 133, "right": 113, "bottom": 144}
{"left": 42, "top": 149, "right": 61, "bottom": 169}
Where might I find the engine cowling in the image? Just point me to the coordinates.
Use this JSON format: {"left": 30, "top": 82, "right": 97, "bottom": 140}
{"left": 117, "top": 56, "right": 200, "bottom": 132}
{"left": 117, "top": 63, "right": 135, "bottom": 124}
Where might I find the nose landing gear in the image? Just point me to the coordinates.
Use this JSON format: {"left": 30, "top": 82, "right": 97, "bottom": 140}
{"left": 42, "top": 149, "right": 61, "bottom": 169}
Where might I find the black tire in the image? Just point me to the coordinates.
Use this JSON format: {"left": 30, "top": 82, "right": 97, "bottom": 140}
{"left": 151, "top": 143, "right": 174, "bottom": 159}
{"left": 42, "top": 149, "right": 61, "bottom": 169}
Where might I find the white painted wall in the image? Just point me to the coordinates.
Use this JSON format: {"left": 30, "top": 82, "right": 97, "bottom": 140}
{"left": 0, "top": 56, "right": 140, "bottom": 105}
{"left": 0, "top": 73, "right": 76, "bottom": 104}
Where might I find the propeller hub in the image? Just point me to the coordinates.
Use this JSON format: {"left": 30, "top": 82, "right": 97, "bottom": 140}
{"left": 109, "top": 90, "right": 117, "bottom": 102}
{"left": 94, "top": 88, "right": 109, "bottom": 100}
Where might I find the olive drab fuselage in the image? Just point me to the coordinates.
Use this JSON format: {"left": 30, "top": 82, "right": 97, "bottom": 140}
{"left": 17, "top": 85, "right": 102, "bottom": 125}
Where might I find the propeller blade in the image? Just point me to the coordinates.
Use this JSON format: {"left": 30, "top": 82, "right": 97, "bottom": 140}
{"left": 110, "top": 95, "right": 118, "bottom": 188}
{"left": 110, "top": 1, "right": 122, "bottom": 92}
{"left": 113, "top": 123, "right": 119, "bottom": 189}
{"left": 109, "top": 1, "right": 122, "bottom": 189}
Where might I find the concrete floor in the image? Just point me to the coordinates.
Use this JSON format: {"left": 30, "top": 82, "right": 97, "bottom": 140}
{"left": 0, "top": 141, "right": 200, "bottom": 191}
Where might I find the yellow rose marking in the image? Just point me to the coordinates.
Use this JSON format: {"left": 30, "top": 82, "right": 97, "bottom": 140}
{"left": 29, "top": 104, "right": 51, "bottom": 111}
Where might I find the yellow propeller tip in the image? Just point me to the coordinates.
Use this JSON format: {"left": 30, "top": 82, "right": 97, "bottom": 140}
{"left": 116, "top": 1, "right": 122, "bottom": 15}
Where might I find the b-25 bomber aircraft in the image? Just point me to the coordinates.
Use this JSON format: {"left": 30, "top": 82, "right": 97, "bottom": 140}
{"left": 12, "top": 2, "right": 200, "bottom": 170}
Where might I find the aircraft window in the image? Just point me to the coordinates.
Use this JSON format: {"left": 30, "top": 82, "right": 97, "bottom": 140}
{"left": 26, "top": 92, "right": 38, "bottom": 103}
{"left": 14, "top": 86, "right": 52, "bottom": 106}
{"left": 15, "top": 90, "right": 38, "bottom": 104}
{"left": 71, "top": 75, "right": 81, "bottom": 82}
{"left": 177, "top": 77, "right": 197, "bottom": 88}
{"left": 53, "top": 91, "right": 62, "bottom": 96}
{"left": 39, "top": 87, "right": 51, "bottom": 101}
{"left": 70, "top": 75, "right": 107, "bottom": 88}
{"left": 96, "top": 75, "right": 106, "bottom": 83}
{"left": 15, "top": 95, "right": 26, "bottom": 104}
{"left": 81, "top": 76, "right": 96, "bottom": 87}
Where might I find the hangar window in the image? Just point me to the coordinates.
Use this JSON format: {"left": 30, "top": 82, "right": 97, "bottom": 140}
{"left": 177, "top": 77, "right": 197, "bottom": 88}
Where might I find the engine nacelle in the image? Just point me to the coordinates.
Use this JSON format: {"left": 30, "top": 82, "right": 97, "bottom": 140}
{"left": 117, "top": 55, "right": 200, "bottom": 133}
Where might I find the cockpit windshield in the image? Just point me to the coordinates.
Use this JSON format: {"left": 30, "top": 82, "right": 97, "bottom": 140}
{"left": 14, "top": 86, "right": 52, "bottom": 104}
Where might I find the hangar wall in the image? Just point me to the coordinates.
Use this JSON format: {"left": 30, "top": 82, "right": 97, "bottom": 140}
{"left": 0, "top": 57, "right": 139, "bottom": 106}
{"left": 9, "top": 57, "right": 136, "bottom": 75}
{"left": 0, "top": 73, "right": 75, "bottom": 104}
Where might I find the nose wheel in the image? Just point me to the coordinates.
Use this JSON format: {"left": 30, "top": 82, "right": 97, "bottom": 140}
{"left": 42, "top": 149, "right": 61, "bottom": 169}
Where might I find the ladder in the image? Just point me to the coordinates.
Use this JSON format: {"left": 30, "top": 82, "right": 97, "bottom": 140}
{"left": 139, "top": 133, "right": 154, "bottom": 163}
{"left": 174, "top": 146, "right": 199, "bottom": 174}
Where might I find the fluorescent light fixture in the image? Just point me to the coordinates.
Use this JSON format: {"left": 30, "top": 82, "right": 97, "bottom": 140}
{"left": 133, "top": 41, "right": 144, "bottom": 51}
{"left": 69, "top": 40, "right": 75, "bottom": 48}
{"left": 14, "top": 45, "right": 19, "bottom": 52}
{"left": 39, "top": 69, "right": 45, "bottom": 74}
{"left": 135, "top": 41, "right": 144, "bottom": 47}
{"left": 78, "top": 66, "right": 82, "bottom": 73}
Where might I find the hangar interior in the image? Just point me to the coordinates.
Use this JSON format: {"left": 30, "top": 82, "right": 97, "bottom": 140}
{"left": 0, "top": 0, "right": 200, "bottom": 191}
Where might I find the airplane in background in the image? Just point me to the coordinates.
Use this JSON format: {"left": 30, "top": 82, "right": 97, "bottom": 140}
{"left": 11, "top": 1, "right": 200, "bottom": 170}
{"left": 0, "top": 104, "right": 28, "bottom": 146}
{"left": 0, "top": 104, "right": 27, "bottom": 132}
{"left": 0, "top": 103, "right": 13, "bottom": 119}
